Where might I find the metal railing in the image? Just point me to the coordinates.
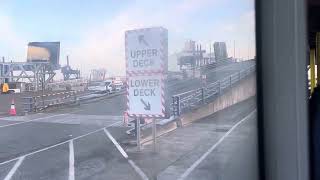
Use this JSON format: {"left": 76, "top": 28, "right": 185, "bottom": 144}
{"left": 172, "top": 65, "right": 256, "bottom": 116}
{"left": 21, "top": 89, "right": 126, "bottom": 113}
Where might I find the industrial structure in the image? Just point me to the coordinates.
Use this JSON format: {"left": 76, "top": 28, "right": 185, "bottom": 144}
{"left": 213, "top": 42, "right": 228, "bottom": 61}
{"left": 89, "top": 69, "right": 107, "bottom": 82}
{"left": 177, "top": 40, "right": 234, "bottom": 78}
{"left": 0, "top": 42, "right": 81, "bottom": 92}
{"left": 0, "top": 60, "right": 57, "bottom": 91}
{"left": 61, "top": 56, "right": 80, "bottom": 81}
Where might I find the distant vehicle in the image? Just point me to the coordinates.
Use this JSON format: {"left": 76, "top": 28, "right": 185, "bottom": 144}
{"left": 112, "top": 81, "right": 124, "bottom": 92}
{"left": 104, "top": 80, "right": 113, "bottom": 93}
{"left": 87, "top": 80, "right": 114, "bottom": 94}
{"left": 7, "top": 88, "right": 21, "bottom": 94}
{"left": 88, "top": 82, "right": 108, "bottom": 93}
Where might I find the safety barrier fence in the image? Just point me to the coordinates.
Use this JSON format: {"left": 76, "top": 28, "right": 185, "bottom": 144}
{"left": 171, "top": 65, "right": 256, "bottom": 116}
{"left": 21, "top": 89, "right": 126, "bottom": 113}
{"left": 22, "top": 91, "right": 79, "bottom": 113}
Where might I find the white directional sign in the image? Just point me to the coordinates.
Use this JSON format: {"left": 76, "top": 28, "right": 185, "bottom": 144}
{"left": 125, "top": 27, "right": 168, "bottom": 118}
{"left": 127, "top": 74, "right": 164, "bottom": 117}
{"left": 125, "top": 27, "right": 168, "bottom": 73}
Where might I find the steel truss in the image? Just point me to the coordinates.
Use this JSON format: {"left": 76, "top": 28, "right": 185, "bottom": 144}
{"left": 0, "top": 62, "right": 56, "bottom": 91}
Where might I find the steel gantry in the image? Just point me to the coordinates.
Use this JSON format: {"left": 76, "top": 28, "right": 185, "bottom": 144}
{"left": 0, "top": 61, "right": 56, "bottom": 91}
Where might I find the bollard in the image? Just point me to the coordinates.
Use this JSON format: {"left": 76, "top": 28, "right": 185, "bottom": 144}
{"left": 176, "top": 117, "right": 183, "bottom": 128}
{"left": 137, "top": 117, "right": 141, "bottom": 151}
{"left": 152, "top": 118, "right": 156, "bottom": 152}
{"left": 172, "top": 96, "right": 183, "bottom": 128}
{"left": 73, "top": 92, "right": 77, "bottom": 103}
{"left": 172, "top": 96, "right": 180, "bottom": 117}
{"left": 201, "top": 88, "right": 205, "bottom": 104}
{"left": 33, "top": 97, "right": 37, "bottom": 112}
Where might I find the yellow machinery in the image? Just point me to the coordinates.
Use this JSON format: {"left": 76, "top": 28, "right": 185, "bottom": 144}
{"left": 1, "top": 83, "right": 9, "bottom": 93}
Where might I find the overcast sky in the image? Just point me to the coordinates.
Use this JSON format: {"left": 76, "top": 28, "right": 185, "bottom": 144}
{"left": 0, "top": 0, "right": 255, "bottom": 76}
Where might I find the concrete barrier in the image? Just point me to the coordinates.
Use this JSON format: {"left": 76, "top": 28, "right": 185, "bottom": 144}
{"left": 178, "top": 74, "right": 256, "bottom": 126}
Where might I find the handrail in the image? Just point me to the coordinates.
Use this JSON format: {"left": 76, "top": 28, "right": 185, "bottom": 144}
{"left": 172, "top": 65, "right": 255, "bottom": 116}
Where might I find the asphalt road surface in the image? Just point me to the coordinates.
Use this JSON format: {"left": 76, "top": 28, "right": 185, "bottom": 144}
{"left": 128, "top": 97, "right": 258, "bottom": 180}
{"left": 0, "top": 61, "right": 257, "bottom": 180}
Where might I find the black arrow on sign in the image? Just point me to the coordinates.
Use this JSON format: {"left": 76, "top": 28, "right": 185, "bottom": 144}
{"left": 140, "top": 99, "right": 151, "bottom": 111}
{"left": 138, "top": 35, "right": 149, "bottom": 46}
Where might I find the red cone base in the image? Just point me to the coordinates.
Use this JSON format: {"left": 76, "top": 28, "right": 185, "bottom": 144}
{"left": 9, "top": 99, "right": 16, "bottom": 116}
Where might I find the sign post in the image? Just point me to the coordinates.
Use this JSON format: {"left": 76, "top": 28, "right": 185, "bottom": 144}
{"left": 125, "top": 27, "right": 168, "bottom": 152}
{"left": 152, "top": 118, "right": 156, "bottom": 152}
{"left": 137, "top": 118, "right": 141, "bottom": 151}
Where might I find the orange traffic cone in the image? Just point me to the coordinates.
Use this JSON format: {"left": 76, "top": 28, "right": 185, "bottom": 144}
{"left": 9, "top": 99, "right": 16, "bottom": 116}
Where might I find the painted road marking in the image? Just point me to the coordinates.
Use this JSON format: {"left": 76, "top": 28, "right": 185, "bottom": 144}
{"left": 0, "top": 121, "right": 120, "bottom": 166}
{"left": 0, "top": 109, "right": 86, "bottom": 128}
{"left": 40, "top": 115, "right": 123, "bottom": 125}
{"left": 103, "top": 128, "right": 128, "bottom": 159}
{"left": 177, "top": 109, "right": 257, "bottom": 180}
{"left": 0, "top": 114, "right": 67, "bottom": 128}
{"left": 4, "top": 156, "right": 25, "bottom": 180}
{"left": 103, "top": 128, "right": 149, "bottom": 180}
{"left": 128, "top": 160, "right": 149, "bottom": 180}
{"left": 69, "top": 140, "right": 75, "bottom": 180}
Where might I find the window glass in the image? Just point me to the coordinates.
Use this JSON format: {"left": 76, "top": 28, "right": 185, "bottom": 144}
{"left": 0, "top": 1, "right": 257, "bottom": 179}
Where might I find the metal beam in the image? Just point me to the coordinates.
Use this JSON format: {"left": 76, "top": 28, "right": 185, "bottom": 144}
{"left": 0, "top": 62, "right": 57, "bottom": 91}
{"left": 256, "top": 0, "right": 309, "bottom": 179}
{"left": 311, "top": 49, "right": 316, "bottom": 93}
{"left": 317, "top": 32, "right": 320, "bottom": 86}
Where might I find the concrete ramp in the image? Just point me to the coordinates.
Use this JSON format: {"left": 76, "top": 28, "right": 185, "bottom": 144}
{"left": 178, "top": 74, "right": 256, "bottom": 126}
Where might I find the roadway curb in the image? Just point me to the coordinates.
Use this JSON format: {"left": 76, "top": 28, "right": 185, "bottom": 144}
{"left": 122, "top": 118, "right": 179, "bottom": 146}
{"left": 141, "top": 119, "right": 179, "bottom": 145}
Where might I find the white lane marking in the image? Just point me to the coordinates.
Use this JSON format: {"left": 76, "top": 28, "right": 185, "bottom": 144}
{"left": 128, "top": 160, "right": 149, "bottom": 180}
{"left": 69, "top": 140, "right": 75, "bottom": 180}
{"left": 4, "top": 156, "right": 25, "bottom": 180}
{"left": 177, "top": 109, "right": 257, "bottom": 180}
{"left": 103, "top": 128, "right": 149, "bottom": 180}
{"left": 45, "top": 115, "right": 123, "bottom": 125}
{"left": 0, "top": 114, "right": 67, "bottom": 128}
{"left": 0, "top": 109, "right": 86, "bottom": 128}
{"left": 103, "top": 128, "right": 128, "bottom": 159}
{"left": 0, "top": 121, "right": 120, "bottom": 166}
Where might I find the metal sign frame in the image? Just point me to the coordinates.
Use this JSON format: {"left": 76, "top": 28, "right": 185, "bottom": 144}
{"left": 125, "top": 27, "right": 168, "bottom": 118}
{"left": 126, "top": 74, "right": 165, "bottom": 117}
